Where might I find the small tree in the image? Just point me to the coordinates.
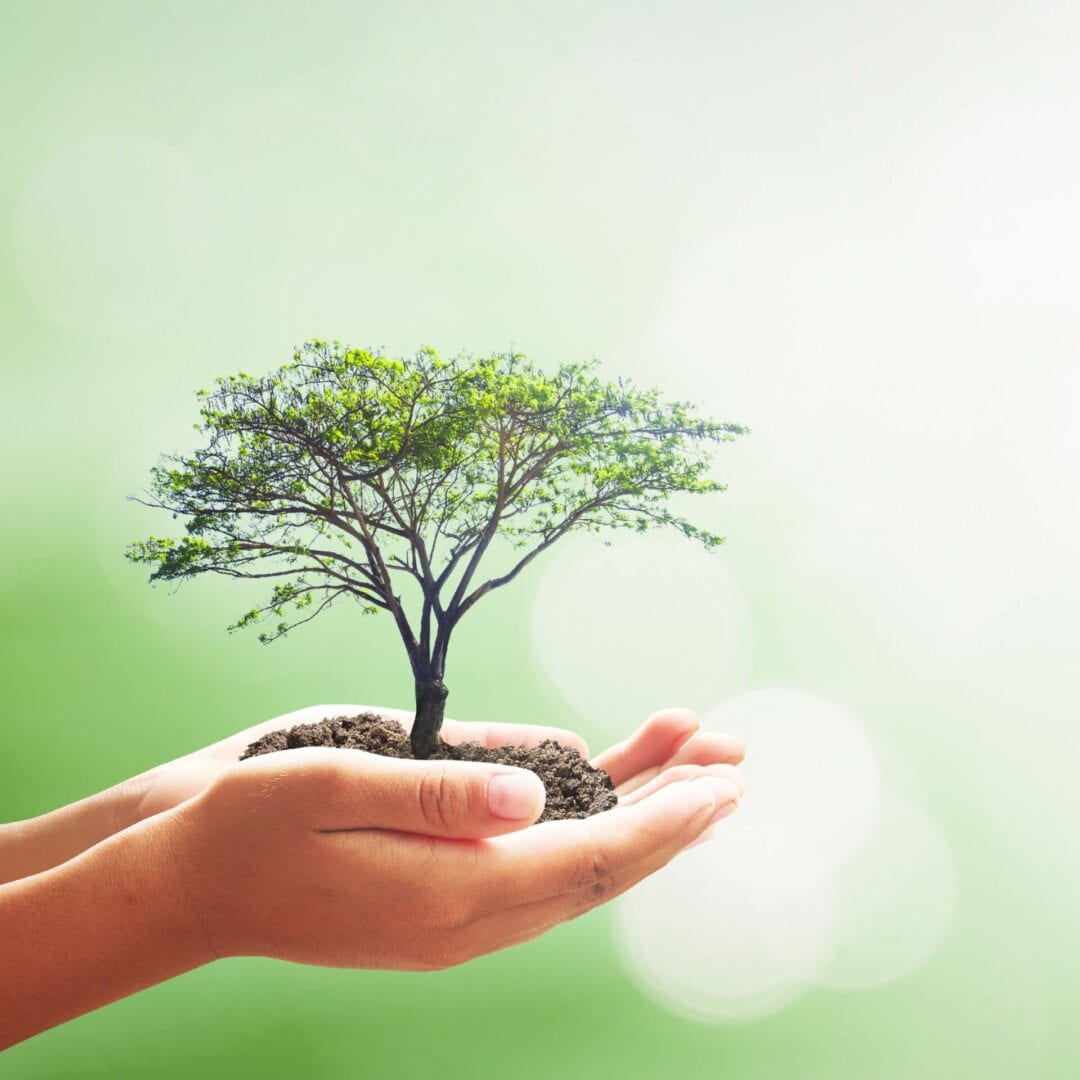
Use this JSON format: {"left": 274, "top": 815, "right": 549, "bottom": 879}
{"left": 128, "top": 343, "right": 746, "bottom": 757}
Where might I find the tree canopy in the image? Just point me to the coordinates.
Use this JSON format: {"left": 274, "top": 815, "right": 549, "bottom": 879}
{"left": 128, "top": 342, "right": 746, "bottom": 753}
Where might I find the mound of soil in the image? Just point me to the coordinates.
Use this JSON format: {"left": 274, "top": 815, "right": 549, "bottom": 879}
{"left": 240, "top": 712, "right": 617, "bottom": 822}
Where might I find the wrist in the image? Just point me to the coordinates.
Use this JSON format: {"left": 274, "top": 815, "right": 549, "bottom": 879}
{"left": 0, "top": 809, "right": 215, "bottom": 1049}
{"left": 117, "top": 807, "right": 224, "bottom": 971}
{"left": 151, "top": 797, "right": 237, "bottom": 964}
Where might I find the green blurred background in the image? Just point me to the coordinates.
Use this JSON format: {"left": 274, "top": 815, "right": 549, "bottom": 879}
{"left": 2, "top": 1, "right": 1078, "bottom": 1076}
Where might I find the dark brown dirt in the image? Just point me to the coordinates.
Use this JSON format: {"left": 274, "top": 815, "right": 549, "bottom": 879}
{"left": 240, "top": 712, "right": 617, "bottom": 822}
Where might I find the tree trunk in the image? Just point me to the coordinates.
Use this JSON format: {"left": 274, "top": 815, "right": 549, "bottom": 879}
{"left": 411, "top": 676, "right": 449, "bottom": 758}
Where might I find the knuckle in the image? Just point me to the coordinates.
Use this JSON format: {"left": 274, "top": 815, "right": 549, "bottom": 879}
{"left": 417, "top": 768, "right": 468, "bottom": 832}
{"left": 111, "top": 772, "right": 154, "bottom": 828}
{"left": 317, "top": 762, "right": 353, "bottom": 806}
{"left": 210, "top": 761, "right": 298, "bottom": 824}
{"left": 570, "top": 891, "right": 603, "bottom": 919}
{"left": 568, "top": 839, "right": 615, "bottom": 910}
{"left": 203, "top": 766, "right": 245, "bottom": 808}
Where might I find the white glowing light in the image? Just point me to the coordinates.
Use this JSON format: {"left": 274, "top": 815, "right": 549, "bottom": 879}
{"left": 13, "top": 135, "right": 208, "bottom": 335}
{"left": 812, "top": 795, "right": 957, "bottom": 990}
{"left": 702, "top": 688, "right": 882, "bottom": 876}
{"left": 615, "top": 689, "right": 959, "bottom": 1022}
{"left": 531, "top": 533, "right": 752, "bottom": 739}
{"left": 616, "top": 819, "right": 835, "bottom": 1022}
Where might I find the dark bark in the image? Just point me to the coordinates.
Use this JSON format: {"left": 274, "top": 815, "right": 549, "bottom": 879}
{"left": 411, "top": 676, "right": 449, "bottom": 758}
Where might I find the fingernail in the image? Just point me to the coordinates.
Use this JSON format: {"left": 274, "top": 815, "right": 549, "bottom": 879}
{"left": 487, "top": 772, "right": 545, "bottom": 820}
{"left": 725, "top": 767, "right": 748, "bottom": 797}
{"left": 690, "top": 777, "right": 740, "bottom": 825}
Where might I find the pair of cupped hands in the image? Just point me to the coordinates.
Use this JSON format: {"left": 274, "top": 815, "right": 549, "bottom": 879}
{"left": 16, "top": 705, "right": 746, "bottom": 973}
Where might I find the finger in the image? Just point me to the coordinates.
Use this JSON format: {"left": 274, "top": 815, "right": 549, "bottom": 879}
{"left": 616, "top": 762, "right": 745, "bottom": 806}
{"left": 679, "top": 808, "right": 738, "bottom": 853}
{"left": 589, "top": 708, "right": 700, "bottom": 788}
{"left": 451, "top": 778, "right": 733, "bottom": 955}
{"left": 614, "top": 730, "right": 748, "bottom": 797}
{"left": 238, "top": 747, "right": 547, "bottom": 838}
{"left": 479, "top": 775, "right": 728, "bottom": 910}
{"left": 123, "top": 708, "right": 374, "bottom": 818}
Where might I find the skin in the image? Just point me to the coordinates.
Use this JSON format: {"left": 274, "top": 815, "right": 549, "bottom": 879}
{"left": 0, "top": 706, "right": 745, "bottom": 1050}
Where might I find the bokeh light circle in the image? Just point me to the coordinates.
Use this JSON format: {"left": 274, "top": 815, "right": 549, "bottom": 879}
{"left": 702, "top": 688, "right": 883, "bottom": 877}
{"left": 616, "top": 820, "right": 835, "bottom": 1022}
{"left": 812, "top": 795, "right": 957, "bottom": 990}
{"left": 531, "top": 533, "right": 752, "bottom": 740}
{"left": 616, "top": 689, "right": 959, "bottom": 1022}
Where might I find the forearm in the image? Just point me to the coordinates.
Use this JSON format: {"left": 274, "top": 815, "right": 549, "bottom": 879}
{"left": 0, "top": 810, "right": 212, "bottom": 1050}
{"left": 0, "top": 773, "right": 155, "bottom": 885}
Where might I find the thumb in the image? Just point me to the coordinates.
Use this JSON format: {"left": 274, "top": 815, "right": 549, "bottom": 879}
{"left": 256, "top": 749, "right": 548, "bottom": 838}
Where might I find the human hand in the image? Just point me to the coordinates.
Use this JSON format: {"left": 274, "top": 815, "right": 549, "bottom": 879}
{"left": 120, "top": 703, "right": 596, "bottom": 822}
{"left": 161, "top": 722, "right": 743, "bottom": 971}
{"left": 0, "top": 704, "right": 745, "bottom": 1047}
{"left": 593, "top": 706, "right": 745, "bottom": 825}
{"left": 0, "top": 706, "right": 602, "bottom": 884}
{"left": 0, "top": 704, "right": 744, "bottom": 885}
{"left": 128, "top": 703, "right": 744, "bottom": 824}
